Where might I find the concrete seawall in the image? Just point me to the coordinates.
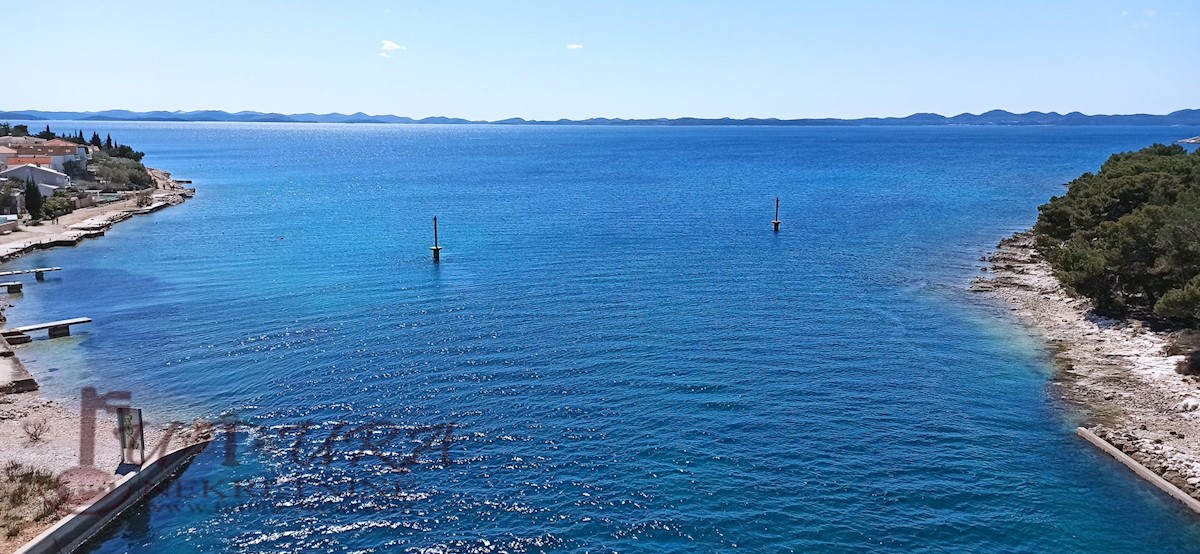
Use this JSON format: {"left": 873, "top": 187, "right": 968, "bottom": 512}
{"left": 13, "top": 440, "right": 211, "bottom": 554}
{"left": 1077, "top": 427, "right": 1200, "bottom": 514}
{"left": 0, "top": 336, "right": 36, "bottom": 393}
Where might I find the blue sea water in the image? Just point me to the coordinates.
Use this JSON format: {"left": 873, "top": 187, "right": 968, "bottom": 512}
{"left": 6, "top": 123, "right": 1200, "bottom": 553}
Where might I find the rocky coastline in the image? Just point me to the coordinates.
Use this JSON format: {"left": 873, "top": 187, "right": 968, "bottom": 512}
{"left": 0, "top": 167, "right": 202, "bottom": 548}
{"left": 971, "top": 231, "right": 1200, "bottom": 502}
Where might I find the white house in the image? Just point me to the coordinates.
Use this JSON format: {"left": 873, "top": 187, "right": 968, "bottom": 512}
{"left": 0, "top": 164, "right": 70, "bottom": 187}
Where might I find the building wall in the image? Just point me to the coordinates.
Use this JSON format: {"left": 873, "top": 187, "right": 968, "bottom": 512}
{"left": 0, "top": 166, "right": 70, "bottom": 187}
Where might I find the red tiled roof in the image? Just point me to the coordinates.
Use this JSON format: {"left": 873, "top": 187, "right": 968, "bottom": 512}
{"left": 5, "top": 157, "right": 54, "bottom": 166}
{"left": 13, "top": 145, "right": 77, "bottom": 156}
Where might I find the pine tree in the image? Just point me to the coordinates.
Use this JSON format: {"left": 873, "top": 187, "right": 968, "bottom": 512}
{"left": 104, "top": 134, "right": 113, "bottom": 149}
{"left": 35, "top": 125, "right": 57, "bottom": 140}
{"left": 24, "top": 181, "right": 43, "bottom": 220}
{"left": 90, "top": 132, "right": 102, "bottom": 147}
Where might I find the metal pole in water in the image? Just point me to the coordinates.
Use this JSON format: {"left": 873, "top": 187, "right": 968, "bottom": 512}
{"left": 772, "top": 197, "right": 781, "bottom": 232}
{"left": 431, "top": 216, "right": 442, "bottom": 262}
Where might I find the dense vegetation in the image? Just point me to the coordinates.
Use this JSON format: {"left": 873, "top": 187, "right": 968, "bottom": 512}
{"left": 88, "top": 152, "right": 153, "bottom": 190}
{"left": 1034, "top": 144, "right": 1200, "bottom": 326}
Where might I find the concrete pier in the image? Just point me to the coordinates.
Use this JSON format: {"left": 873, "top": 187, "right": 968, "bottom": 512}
{"left": 0, "top": 267, "right": 62, "bottom": 280}
{"left": 0, "top": 336, "right": 36, "bottom": 393}
{"left": 2, "top": 317, "right": 92, "bottom": 342}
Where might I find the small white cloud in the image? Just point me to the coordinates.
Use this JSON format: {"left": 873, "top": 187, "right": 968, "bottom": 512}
{"left": 566, "top": 43, "right": 583, "bottom": 50}
{"left": 1143, "top": 9, "right": 1157, "bottom": 16}
{"left": 381, "top": 40, "right": 405, "bottom": 51}
{"left": 379, "top": 52, "right": 390, "bottom": 58}
{"left": 1120, "top": 10, "right": 1129, "bottom": 16}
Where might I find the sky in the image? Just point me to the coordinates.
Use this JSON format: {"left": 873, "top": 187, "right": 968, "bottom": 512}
{"left": 4, "top": 1, "right": 1197, "bottom": 120}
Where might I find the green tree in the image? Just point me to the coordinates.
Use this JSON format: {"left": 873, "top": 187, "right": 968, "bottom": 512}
{"left": 11, "top": 125, "right": 28, "bottom": 137}
{"left": 34, "top": 125, "right": 56, "bottom": 140}
{"left": 0, "top": 122, "right": 10, "bottom": 136}
{"left": 1157, "top": 276, "right": 1200, "bottom": 322}
{"left": 23, "top": 181, "right": 42, "bottom": 220}
{"left": 1035, "top": 144, "right": 1200, "bottom": 325}
{"left": 90, "top": 132, "right": 102, "bottom": 147}
{"left": 62, "top": 160, "right": 89, "bottom": 181}
{"left": 41, "top": 196, "right": 72, "bottom": 219}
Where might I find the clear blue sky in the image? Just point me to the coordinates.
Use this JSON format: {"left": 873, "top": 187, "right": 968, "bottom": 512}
{"left": 6, "top": 1, "right": 1196, "bottom": 120}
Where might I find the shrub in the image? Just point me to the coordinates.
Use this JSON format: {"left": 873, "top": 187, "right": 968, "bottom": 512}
{"left": 89, "top": 152, "right": 152, "bottom": 191}
{"left": 21, "top": 418, "right": 49, "bottom": 442}
{"left": 41, "top": 196, "right": 72, "bottom": 219}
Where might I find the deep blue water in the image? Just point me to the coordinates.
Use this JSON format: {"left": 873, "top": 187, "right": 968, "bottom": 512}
{"left": 6, "top": 123, "right": 1200, "bottom": 552}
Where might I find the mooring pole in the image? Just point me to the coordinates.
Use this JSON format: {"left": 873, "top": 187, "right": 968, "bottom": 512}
{"left": 772, "top": 197, "right": 781, "bottom": 232}
{"left": 430, "top": 216, "right": 442, "bottom": 262}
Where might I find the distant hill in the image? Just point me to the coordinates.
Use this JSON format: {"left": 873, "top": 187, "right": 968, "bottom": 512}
{"left": 1, "top": 109, "right": 1198, "bottom": 126}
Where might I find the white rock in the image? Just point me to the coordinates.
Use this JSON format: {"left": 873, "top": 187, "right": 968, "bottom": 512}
{"left": 1177, "top": 397, "right": 1200, "bottom": 412}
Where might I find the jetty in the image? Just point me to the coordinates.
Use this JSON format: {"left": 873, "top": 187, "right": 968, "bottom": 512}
{"left": 0, "top": 267, "right": 61, "bottom": 280}
{"left": 0, "top": 336, "right": 35, "bottom": 393}
{"left": 2, "top": 317, "right": 92, "bottom": 343}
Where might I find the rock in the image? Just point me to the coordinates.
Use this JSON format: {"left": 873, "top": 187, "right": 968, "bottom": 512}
{"left": 1176, "top": 397, "right": 1200, "bottom": 412}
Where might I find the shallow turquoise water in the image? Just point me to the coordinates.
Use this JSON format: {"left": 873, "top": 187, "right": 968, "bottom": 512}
{"left": 6, "top": 123, "right": 1200, "bottom": 552}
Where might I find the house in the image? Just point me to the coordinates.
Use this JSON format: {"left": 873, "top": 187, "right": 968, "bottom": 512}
{"left": 0, "top": 164, "right": 71, "bottom": 187}
{"left": 43, "top": 138, "right": 91, "bottom": 159}
{"left": 10, "top": 145, "right": 83, "bottom": 171}
{"left": 0, "top": 136, "right": 46, "bottom": 148}
{"left": 36, "top": 182, "right": 63, "bottom": 198}
{"left": 4, "top": 156, "right": 54, "bottom": 169}
{"left": 0, "top": 146, "right": 14, "bottom": 169}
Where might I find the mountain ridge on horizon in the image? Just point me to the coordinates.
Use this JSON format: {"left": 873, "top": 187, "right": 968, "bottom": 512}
{"left": 2, "top": 108, "right": 1199, "bottom": 126}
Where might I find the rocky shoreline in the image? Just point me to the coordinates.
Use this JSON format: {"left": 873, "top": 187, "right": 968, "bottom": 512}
{"left": 0, "top": 167, "right": 194, "bottom": 264}
{"left": 0, "top": 168, "right": 202, "bottom": 548}
{"left": 971, "top": 231, "right": 1200, "bottom": 501}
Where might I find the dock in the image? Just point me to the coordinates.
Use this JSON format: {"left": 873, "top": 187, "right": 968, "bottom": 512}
{"left": 2, "top": 317, "right": 92, "bottom": 343}
{"left": 0, "top": 266, "right": 62, "bottom": 280}
{"left": 0, "top": 336, "right": 35, "bottom": 393}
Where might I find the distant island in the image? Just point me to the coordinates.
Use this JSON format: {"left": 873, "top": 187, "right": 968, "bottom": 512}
{"left": 1, "top": 109, "right": 1199, "bottom": 126}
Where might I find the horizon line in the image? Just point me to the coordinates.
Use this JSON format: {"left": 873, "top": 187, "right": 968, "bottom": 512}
{"left": 2, "top": 107, "right": 1199, "bottom": 127}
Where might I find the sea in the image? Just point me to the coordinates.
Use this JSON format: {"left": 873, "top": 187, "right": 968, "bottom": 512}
{"left": 5, "top": 122, "right": 1200, "bottom": 553}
